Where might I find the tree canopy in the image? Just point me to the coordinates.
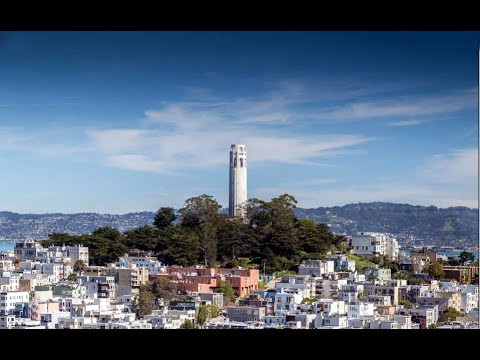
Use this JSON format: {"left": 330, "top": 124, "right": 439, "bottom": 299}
{"left": 41, "top": 193, "right": 346, "bottom": 273}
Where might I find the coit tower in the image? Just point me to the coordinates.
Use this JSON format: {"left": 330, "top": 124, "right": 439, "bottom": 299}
{"left": 229, "top": 144, "right": 247, "bottom": 218}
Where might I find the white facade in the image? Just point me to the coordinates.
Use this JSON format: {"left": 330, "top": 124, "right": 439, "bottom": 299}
{"left": 0, "top": 291, "right": 30, "bottom": 321}
{"left": 298, "top": 260, "right": 334, "bottom": 277}
{"left": 117, "top": 254, "right": 165, "bottom": 275}
{"left": 229, "top": 144, "right": 247, "bottom": 218}
{"left": 385, "top": 237, "right": 399, "bottom": 260}
{"left": 67, "top": 245, "right": 89, "bottom": 266}
{"left": 316, "top": 278, "right": 348, "bottom": 299}
{"left": 461, "top": 290, "right": 478, "bottom": 313}
{"left": 274, "top": 290, "right": 304, "bottom": 315}
{"left": 275, "top": 275, "right": 316, "bottom": 299}
{"left": 41, "top": 263, "right": 62, "bottom": 283}
{"left": 313, "top": 299, "right": 346, "bottom": 316}
{"left": 339, "top": 284, "right": 365, "bottom": 304}
{"left": 0, "top": 276, "right": 20, "bottom": 292}
{"left": 347, "top": 303, "right": 374, "bottom": 319}
{"left": 315, "top": 314, "right": 348, "bottom": 329}
{"left": 350, "top": 232, "right": 398, "bottom": 259}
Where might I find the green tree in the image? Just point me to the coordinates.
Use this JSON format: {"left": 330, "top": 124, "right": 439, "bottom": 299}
{"left": 393, "top": 270, "right": 411, "bottom": 280}
{"left": 357, "top": 290, "right": 369, "bottom": 300}
{"left": 131, "top": 287, "right": 155, "bottom": 319}
{"left": 148, "top": 277, "right": 177, "bottom": 303}
{"left": 301, "top": 297, "right": 318, "bottom": 304}
{"left": 181, "top": 319, "right": 196, "bottom": 329}
{"left": 154, "top": 207, "right": 177, "bottom": 229}
{"left": 73, "top": 260, "right": 85, "bottom": 274}
{"left": 408, "top": 276, "right": 425, "bottom": 285}
{"left": 199, "top": 221, "right": 218, "bottom": 267}
{"left": 459, "top": 251, "right": 475, "bottom": 265}
{"left": 425, "top": 261, "right": 445, "bottom": 279}
{"left": 197, "top": 304, "right": 219, "bottom": 325}
{"left": 216, "top": 280, "right": 236, "bottom": 304}
{"left": 428, "top": 323, "right": 438, "bottom": 329}
{"left": 165, "top": 227, "right": 201, "bottom": 266}
{"left": 123, "top": 225, "right": 159, "bottom": 253}
{"left": 440, "top": 307, "right": 462, "bottom": 322}
{"left": 67, "top": 274, "right": 77, "bottom": 281}
{"left": 178, "top": 194, "right": 222, "bottom": 228}
{"left": 399, "top": 299, "right": 413, "bottom": 309}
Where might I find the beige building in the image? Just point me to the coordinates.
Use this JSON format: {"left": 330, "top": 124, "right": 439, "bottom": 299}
{"left": 364, "top": 279, "right": 407, "bottom": 305}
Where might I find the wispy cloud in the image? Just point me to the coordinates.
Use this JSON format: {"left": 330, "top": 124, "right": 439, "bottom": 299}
{"left": 317, "top": 88, "right": 476, "bottom": 122}
{"left": 420, "top": 148, "right": 478, "bottom": 184}
{"left": 389, "top": 119, "right": 426, "bottom": 127}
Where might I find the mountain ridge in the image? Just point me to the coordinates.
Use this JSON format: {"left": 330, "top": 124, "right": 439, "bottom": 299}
{"left": 1, "top": 202, "right": 478, "bottom": 248}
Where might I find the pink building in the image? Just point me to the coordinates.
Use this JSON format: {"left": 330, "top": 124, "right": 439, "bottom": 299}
{"left": 152, "top": 267, "right": 259, "bottom": 297}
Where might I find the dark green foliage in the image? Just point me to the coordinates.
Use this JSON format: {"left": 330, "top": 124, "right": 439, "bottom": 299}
{"left": 424, "top": 262, "right": 445, "bottom": 279}
{"left": 408, "top": 277, "right": 425, "bottom": 285}
{"left": 459, "top": 251, "right": 475, "bottom": 265}
{"left": 73, "top": 260, "right": 85, "bottom": 273}
{"left": 181, "top": 319, "right": 197, "bottom": 329}
{"left": 178, "top": 194, "right": 222, "bottom": 228}
{"left": 393, "top": 270, "right": 411, "bottom": 280}
{"left": 197, "top": 304, "right": 219, "bottom": 325}
{"left": 153, "top": 207, "right": 177, "bottom": 229}
{"left": 40, "top": 193, "right": 347, "bottom": 272}
{"left": 428, "top": 323, "right": 438, "bottom": 329}
{"left": 147, "top": 277, "right": 177, "bottom": 303}
{"left": 399, "top": 299, "right": 413, "bottom": 309}
{"left": 216, "top": 280, "right": 236, "bottom": 303}
{"left": 440, "top": 307, "right": 462, "bottom": 322}
{"left": 131, "top": 287, "right": 155, "bottom": 318}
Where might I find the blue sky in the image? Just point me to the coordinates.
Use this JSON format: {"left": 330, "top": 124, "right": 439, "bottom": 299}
{"left": 0, "top": 31, "right": 478, "bottom": 213}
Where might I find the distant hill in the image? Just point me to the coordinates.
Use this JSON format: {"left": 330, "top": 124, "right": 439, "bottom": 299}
{"left": 0, "top": 202, "right": 478, "bottom": 247}
{"left": 293, "top": 202, "right": 478, "bottom": 248}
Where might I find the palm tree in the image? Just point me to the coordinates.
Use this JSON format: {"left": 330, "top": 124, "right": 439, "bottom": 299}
{"left": 74, "top": 260, "right": 85, "bottom": 275}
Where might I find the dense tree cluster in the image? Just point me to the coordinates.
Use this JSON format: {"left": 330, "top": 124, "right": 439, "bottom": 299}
{"left": 41, "top": 194, "right": 346, "bottom": 272}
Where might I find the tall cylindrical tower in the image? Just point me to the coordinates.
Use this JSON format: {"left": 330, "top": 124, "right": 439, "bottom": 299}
{"left": 229, "top": 144, "right": 247, "bottom": 218}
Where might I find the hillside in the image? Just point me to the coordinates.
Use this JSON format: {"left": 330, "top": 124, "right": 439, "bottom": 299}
{"left": 294, "top": 202, "right": 478, "bottom": 248}
{"left": 0, "top": 202, "right": 478, "bottom": 247}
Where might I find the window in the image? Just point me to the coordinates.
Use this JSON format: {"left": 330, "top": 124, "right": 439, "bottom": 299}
{"left": 234, "top": 158, "right": 237, "bottom": 167}
{"left": 240, "top": 158, "right": 243, "bottom": 167}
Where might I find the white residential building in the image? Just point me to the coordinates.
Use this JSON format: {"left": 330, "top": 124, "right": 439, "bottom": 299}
{"left": 41, "top": 263, "right": 62, "bottom": 283}
{"left": 0, "top": 275, "right": 20, "bottom": 292}
{"left": 116, "top": 252, "right": 165, "bottom": 275}
{"left": 316, "top": 278, "right": 348, "bottom": 299}
{"left": 298, "top": 260, "right": 334, "bottom": 277}
{"left": 347, "top": 302, "right": 374, "bottom": 320}
{"left": 339, "top": 284, "right": 365, "bottom": 304}
{"left": 0, "top": 291, "right": 30, "bottom": 322}
{"left": 365, "top": 267, "right": 391, "bottom": 281}
{"left": 274, "top": 289, "right": 304, "bottom": 315}
{"left": 460, "top": 287, "right": 479, "bottom": 313}
{"left": 313, "top": 299, "right": 346, "bottom": 316}
{"left": 275, "top": 275, "right": 316, "bottom": 299}
{"left": 315, "top": 314, "right": 348, "bottom": 329}
{"left": 350, "top": 232, "right": 399, "bottom": 260}
{"left": 264, "top": 315, "right": 286, "bottom": 328}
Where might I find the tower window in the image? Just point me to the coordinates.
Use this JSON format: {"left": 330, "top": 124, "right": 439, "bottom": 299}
{"left": 240, "top": 158, "right": 243, "bottom": 167}
{"left": 239, "top": 147, "right": 243, "bottom": 151}
{"left": 234, "top": 158, "right": 237, "bottom": 167}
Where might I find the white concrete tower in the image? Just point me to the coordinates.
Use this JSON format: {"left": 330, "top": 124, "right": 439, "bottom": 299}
{"left": 229, "top": 144, "right": 247, "bottom": 218}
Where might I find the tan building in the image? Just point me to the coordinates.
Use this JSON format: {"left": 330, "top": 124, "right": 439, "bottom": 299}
{"left": 443, "top": 265, "right": 479, "bottom": 284}
{"left": 410, "top": 248, "right": 439, "bottom": 273}
{"left": 364, "top": 280, "right": 407, "bottom": 305}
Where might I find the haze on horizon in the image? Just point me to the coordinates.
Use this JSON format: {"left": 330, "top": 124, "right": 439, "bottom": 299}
{"left": 0, "top": 31, "right": 478, "bottom": 213}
